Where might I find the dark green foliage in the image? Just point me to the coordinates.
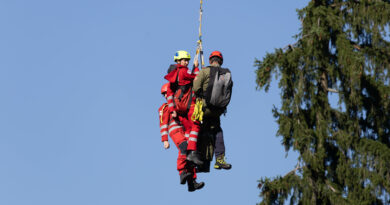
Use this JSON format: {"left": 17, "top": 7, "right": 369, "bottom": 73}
{"left": 255, "top": 0, "right": 390, "bottom": 204}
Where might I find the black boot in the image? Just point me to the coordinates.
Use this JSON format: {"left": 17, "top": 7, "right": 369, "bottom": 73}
{"left": 180, "top": 171, "right": 192, "bottom": 185}
{"left": 187, "top": 179, "right": 205, "bottom": 192}
{"left": 186, "top": 151, "right": 203, "bottom": 166}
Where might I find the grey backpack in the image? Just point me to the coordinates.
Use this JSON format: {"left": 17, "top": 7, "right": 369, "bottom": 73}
{"left": 204, "top": 66, "right": 233, "bottom": 109}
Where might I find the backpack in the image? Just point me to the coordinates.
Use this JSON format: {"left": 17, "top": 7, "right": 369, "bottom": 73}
{"left": 204, "top": 66, "right": 233, "bottom": 110}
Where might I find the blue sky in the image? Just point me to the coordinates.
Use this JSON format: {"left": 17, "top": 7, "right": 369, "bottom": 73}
{"left": 0, "top": 0, "right": 309, "bottom": 204}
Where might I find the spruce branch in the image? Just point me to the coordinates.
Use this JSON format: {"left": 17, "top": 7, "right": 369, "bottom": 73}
{"left": 284, "top": 162, "right": 303, "bottom": 177}
{"left": 321, "top": 72, "right": 339, "bottom": 93}
{"left": 283, "top": 44, "right": 296, "bottom": 51}
{"left": 327, "top": 88, "right": 339, "bottom": 93}
{"left": 353, "top": 44, "right": 361, "bottom": 50}
{"left": 282, "top": 34, "right": 311, "bottom": 51}
{"left": 326, "top": 181, "right": 338, "bottom": 193}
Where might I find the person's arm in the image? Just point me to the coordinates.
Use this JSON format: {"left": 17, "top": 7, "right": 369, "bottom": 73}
{"left": 193, "top": 69, "right": 205, "bottom": 97}
{"left": 192, "top": 59, "right": 200, "bottom": 75}
{"left": 166, "top": 84, "right": 176, "bottom": 114}
{"left": 159, "top": 106, "right": 171, "bottom": 149}
{"left": 163, "top": 141, "right": 170, "bottom": 149}
{"left": 159, "top": 105, "right": 169, "bottom": 143}
{"left": 182, "top": 68, "right": 197, "bottom": 82}
{"left": 182, "top": 59, "right": 199, "bottom": 82}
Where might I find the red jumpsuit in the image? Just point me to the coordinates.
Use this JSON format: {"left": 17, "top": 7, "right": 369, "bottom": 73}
{"left": 164, "top": 64, "right": 200, "bottom": 151}
{"left": 159, "top": 103, "right": 197, "bottom": 178}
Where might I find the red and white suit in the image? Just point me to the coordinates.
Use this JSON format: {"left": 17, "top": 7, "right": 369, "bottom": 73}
{"left": 164, "top": 64, "right": 201, "bottom": 151}
{"left": 159, "top": 103, "right": 197, "bottom": 178}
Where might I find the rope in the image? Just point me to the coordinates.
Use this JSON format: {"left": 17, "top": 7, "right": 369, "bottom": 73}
{"left": 194, "top": 0, "right": 205, "bottom": 68}
{"left": 191, "top": 99, "right": 204, "bottom": 122}
{"left": 191, "top": 1, "right": 205, "bottom": 123}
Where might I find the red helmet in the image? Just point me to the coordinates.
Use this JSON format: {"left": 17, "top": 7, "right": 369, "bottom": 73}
{"left": 161, "top": 83, "right": 169, "bottom": 94}
{"left": 209, "top": 51, "right": 223, "bottom": 60}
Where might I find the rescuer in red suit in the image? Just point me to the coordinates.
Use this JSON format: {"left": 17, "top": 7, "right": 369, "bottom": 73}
{"left": 159, "top": 83, "right": 205, "bottom": 192}
{"left": 164, "top": 50, "right": 203, "bottom": 166}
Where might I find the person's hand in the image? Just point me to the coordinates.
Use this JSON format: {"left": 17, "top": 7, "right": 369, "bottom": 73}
{"left": 171, "top": 111, "right": 177, "bottom": 118}
{"left": 163, "top": 141, "right": 170, "bottom": 149}
{"left": 194, "top": 59, "right": 199, "bottom": 68}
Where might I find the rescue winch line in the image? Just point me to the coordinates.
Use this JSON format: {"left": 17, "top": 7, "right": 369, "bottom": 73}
{"left": 194, "top": 0, "right": 205, "bottom": 69}
{"left": 191, "top": 0, "right": 205, "bottom": 123}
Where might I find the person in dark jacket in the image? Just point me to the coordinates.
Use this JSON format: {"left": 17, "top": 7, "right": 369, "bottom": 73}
{"left": 193, "top": 51, "right": 232, "bottom": 170}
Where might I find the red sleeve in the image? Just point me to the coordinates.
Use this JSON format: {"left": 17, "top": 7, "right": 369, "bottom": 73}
{"left": 166, "top": 84, "right": 176, "bottom": 113}
{"left": 179, "top": 68, "right": 196, "bottom": 84}
{"left": 164, "top": 66, "right": 198, "bottom": 85}
{"left": 159, "top": 104, "right": 169, "bottom": 142}
{"left": 192, "top": 66, "right": 200, "bottom": 76}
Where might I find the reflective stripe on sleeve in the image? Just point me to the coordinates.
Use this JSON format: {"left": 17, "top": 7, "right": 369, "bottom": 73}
{"left": 160, "top": 125, "right": 168, "bottom": 129}
{"left": 169, "top": 126, "right": 182, "bottom": 133}
{"left": 168, "top": 103, "right": 174, "bottom": 107}
{"left": 161, "top": 131, "right": 168, "bottom": 136}
{"left": 169, "top": 121, "right": 178, "bottom": 126}
{"left": 167, "top": 96, "right": 173, "bottom": 100}
{"left": 190, "top": 131, "right": 198, "bottom": 136}
{"left": 189, "top": 137, "right": 197, "bottom": 142}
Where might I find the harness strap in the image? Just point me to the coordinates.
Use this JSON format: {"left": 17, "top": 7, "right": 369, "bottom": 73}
{"left": 160, "top": 104, "right": 168, "bottom": 123}
{"left": 187, "top": 87, "right": 193, "bottom": 111}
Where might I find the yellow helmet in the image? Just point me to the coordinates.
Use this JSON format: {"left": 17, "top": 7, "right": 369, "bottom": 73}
{"left": 174, "top": 50, "right": 191, "bottom": 62}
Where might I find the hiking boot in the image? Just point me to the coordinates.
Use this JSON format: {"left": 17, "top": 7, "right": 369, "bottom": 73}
{"left": 186, "top": 151, "right": 203, "bottom": 166}
{"left": 214, "top": 154, "right": 232, "bottom": 170}
{"left": 187, "top": 179, "right": 205, "bottom": 192}
{"left": 180, "top": 171, "right": 192, "bottom": 185}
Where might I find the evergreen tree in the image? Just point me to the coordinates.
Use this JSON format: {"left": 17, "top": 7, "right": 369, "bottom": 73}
{"left": 255, "top": 0, "right": 390, "bottom": 204}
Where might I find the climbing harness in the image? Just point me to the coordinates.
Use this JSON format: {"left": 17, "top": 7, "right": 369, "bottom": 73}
{"left": 194, "top": 0, "right": 205, "bottom": 68}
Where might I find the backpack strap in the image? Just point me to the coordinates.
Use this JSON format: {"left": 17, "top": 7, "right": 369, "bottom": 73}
{"left": 187, "top": 87, "right": 193, "bottom": 111}
{"left": 204, "top": 66, "right": 219, "bottom": 103}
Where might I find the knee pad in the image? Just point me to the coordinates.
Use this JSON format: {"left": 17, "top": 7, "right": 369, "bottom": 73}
{"left": 178, "top": 141, "right": 188, "bottom": 155}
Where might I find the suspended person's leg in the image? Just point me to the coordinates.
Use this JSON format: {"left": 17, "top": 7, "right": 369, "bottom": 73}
{"left": 178, "top": 153, "right": 192, "bottom": 185}
{"left": 186, "top": 169, "right": 205, "bottom": 192}
{"left": 182, "top": 151, "right": 206, "bottom": 191}
{"left": 169, "top": 127, "right": 192, "bottom": 184}
{"left": 213, "top": 119, "right": 232, "bottom": 170}
{"left": 186, "top": 104, "right": 203, "bottom": 165}
{"left": 180, "top": 116, "right": 191, "bottom": 141}
{"left": 171, "top": 128, "right": 205, "bottom": 189}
